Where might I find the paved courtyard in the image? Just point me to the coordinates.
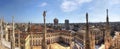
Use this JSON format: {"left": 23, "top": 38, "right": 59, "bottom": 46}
{"left": 32, "top": 43, "right": 70, "bottom": 49}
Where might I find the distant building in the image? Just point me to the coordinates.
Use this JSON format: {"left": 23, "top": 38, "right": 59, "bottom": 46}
{"left": 54, "top": 18, "right": 58, "bottom": 26}
{"left": 2, "top": 9, "right": 120, "bottom": 49}
{"left": 53, "top": 18, "right": 60, "bottom": 30}
{"left": 65, "top": 19, "right": 70, "bottom": 30}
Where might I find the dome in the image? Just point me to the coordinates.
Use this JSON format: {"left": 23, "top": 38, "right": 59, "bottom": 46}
{"left": 54, "top": 18, "right": 58, "bottom": 22}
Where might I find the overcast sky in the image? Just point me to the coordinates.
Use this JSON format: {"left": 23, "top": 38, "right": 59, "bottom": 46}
{"left": 0, "top": 0, "right": 120, "bottom": 23}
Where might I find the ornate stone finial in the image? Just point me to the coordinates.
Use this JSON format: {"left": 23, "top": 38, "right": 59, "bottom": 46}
{"left": 43, "top": 11, "right": 47, "bottom": 17}
{"left": 12, "top": 16, "right": 14, "bottom": 23}
{"left": 1, "top": 16, "right": 4, "bottom": 24}
{"left": 0, "top": 17, "right": 2, "bottom": 25}
{"left": 12, "top": 16, "right": 14, "bottom": 19}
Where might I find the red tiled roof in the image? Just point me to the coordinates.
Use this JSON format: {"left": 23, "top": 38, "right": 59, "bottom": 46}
{"left": 20, "top": 33, "right": 29, "bottom": 39}
{"left": 30, "top": 25, "right": 43, "bottom": 32}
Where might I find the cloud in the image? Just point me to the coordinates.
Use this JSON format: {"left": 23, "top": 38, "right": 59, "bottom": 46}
{"left": 109, "top": 14, "right": 120, "bottom": 22}
{"left": 88, "top": 0, "right": 120, "bottom": 10}
{"left": 79, "top": 0, "right": 120, "bottom": 22}
{"left": 109, "top": 0, "right": 120, "bottom": 5}
{"left": 40, "top": 2, "right": 47, "bottom": 7}
{"left": 60, "top": 0, "right": 92, "bottom": 12}
{"left": 60, "top": 0, "right": 120, "bottom": 22}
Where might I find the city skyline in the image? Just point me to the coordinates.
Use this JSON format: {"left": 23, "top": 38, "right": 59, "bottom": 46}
{"left": 0, "top": 0, "right": 120, "bottom": 23}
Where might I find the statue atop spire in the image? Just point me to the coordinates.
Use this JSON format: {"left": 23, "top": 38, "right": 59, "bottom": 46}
{"left": 86, "top": 13, "right": 88, "bottom": 24}
{"left": 43, "top": 11, "right": 47, "bottom": 17}
{"left": 106, "top": 9, "right": 108, "bottom": 16}
{"left": 106, "top": 9, "right": 109, "bottom": 26}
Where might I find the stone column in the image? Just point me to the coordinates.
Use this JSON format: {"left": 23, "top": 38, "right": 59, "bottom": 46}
{"left": 90, "top": 30, "right": 95, "bottom": 49}
{"left": 0, "top": 18, "right": 3, "bottom": 40}
{"left": 70, "top": 33, "right": 73, "bottom": 49}
{"left": 105, "top": 9, "right": 111, "bottom": 49}
{"left": 11, "top": 16, "right": 15, "bottom": 49}
{"left": 5, "top": 23, "right": 8, "bottom": 41}
{"left": 42, "top": 11, "right": 47, "bottom": 49}
{"left": 1, "top": 17, "right": 4, "bottom": 39}
{"left": 85, "top": 13, "right": 90, "bottom": 49}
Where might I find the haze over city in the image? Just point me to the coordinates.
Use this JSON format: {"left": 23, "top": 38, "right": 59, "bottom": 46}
{"left": 0, "top": 0, "right": 120, "bottom": 23}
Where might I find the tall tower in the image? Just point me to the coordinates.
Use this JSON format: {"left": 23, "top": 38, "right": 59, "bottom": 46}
{"left": 11, "top": 16, "right": 15, "bottom": 49}
{"left": 85, "top": 13, "right": 91, "bottom": 49}
{"left": 42, "top": 11, "right": 47, "bottom": 49}
{"left": 65, "top": 19, "right": 70, "bottom": 30}
{"left": 53, "top": 18, "right": 59, "bottom": 30}
{"left": 105, "top": 9, "right": 111, "bottom": 49}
